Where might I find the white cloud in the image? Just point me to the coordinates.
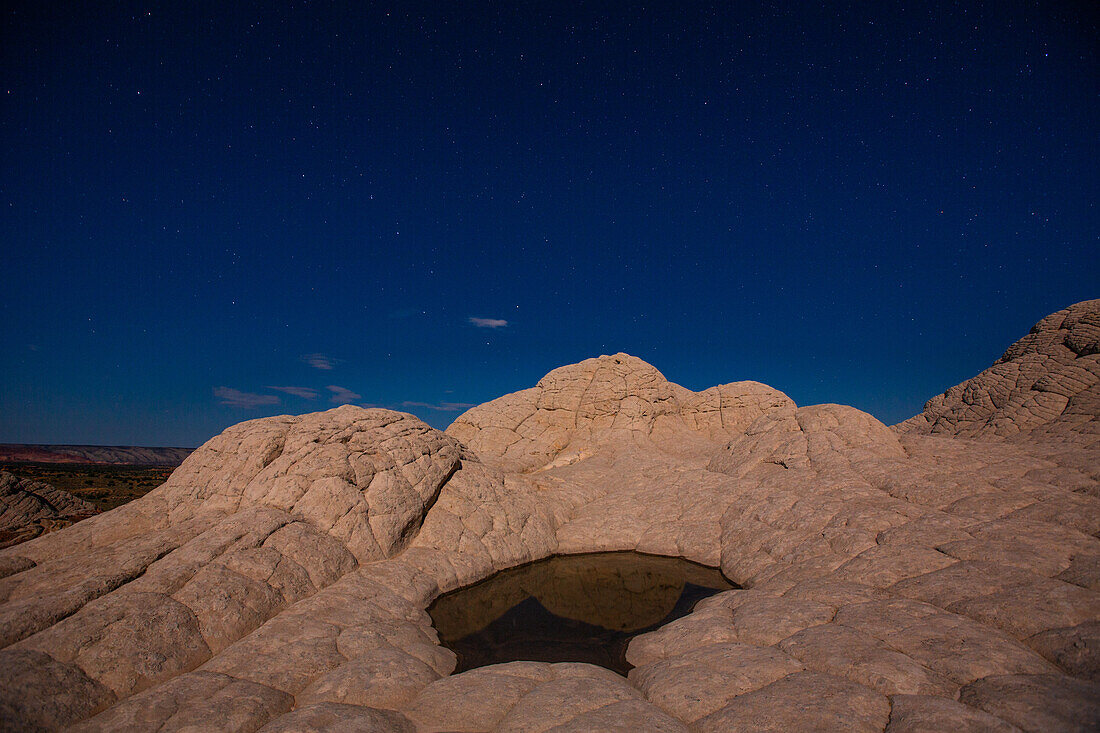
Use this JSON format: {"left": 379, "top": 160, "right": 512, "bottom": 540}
{"left": 215, "top": 387, "right": 280, "bottom": 409}
{"left": 302, "top": 353, "right": 337, "bottom": 370}
{"left": 401, "top": 401, "right": 477, "bottom": 412}
{"left": 468, "top": 317, "right": 508, "bottom": 329}
{"left": 266, "top": 386, "right": 319, "bottom": 399}
{"left": 327, "top": 385, "right": 362, "bottom": 404}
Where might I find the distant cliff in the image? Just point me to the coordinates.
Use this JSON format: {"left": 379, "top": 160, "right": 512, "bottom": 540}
{"left": 0, "top": 444, "right": 192, "bottom": 466}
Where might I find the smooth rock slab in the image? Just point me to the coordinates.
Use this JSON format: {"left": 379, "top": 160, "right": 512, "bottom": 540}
{"left": 402, "top": 662, "right": 681, "bottom": 733}
{"left": 885, "top": 694, "right": 1021, "bottom": 733}
{"left": 629, "top": 642, "right": 804, "bottom": 722}
{"left": 959, "top": 673, "right": 1100, "bottom": 733}
{"left": 692, "top": 671, "right": 891, "bottom": 733}
{"left": 258, "top": 702, "right": 414, "bottom": 733}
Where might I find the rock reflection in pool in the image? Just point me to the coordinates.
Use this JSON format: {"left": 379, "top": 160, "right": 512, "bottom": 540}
{"left": 428, "top": 552, "right": 736, "bottom": 676}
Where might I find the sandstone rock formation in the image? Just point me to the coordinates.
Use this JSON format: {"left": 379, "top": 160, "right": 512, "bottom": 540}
{"left": 0, "top": 471, "right": 98, "bottom": 549}
{"left": 447, "top": 353, "right": 794, "bottom": 472}
{"left": 1, "top": 301, "right": 1098, "bottom": 732}
{"left": 896, "top": 298, "right": 1099, "bottom": 443}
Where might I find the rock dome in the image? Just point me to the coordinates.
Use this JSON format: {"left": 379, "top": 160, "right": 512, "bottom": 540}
{"left": 1, "top": 301, "right": 1098, "bottom": 731}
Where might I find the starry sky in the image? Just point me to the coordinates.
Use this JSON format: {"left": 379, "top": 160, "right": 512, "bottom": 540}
{"left": 2, "top": 2, "right": 1097, "bottom": 448}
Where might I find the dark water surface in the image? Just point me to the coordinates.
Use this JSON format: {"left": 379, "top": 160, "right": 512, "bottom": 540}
{"left": 428, "top": 552, "right": 736, "bottom": 676}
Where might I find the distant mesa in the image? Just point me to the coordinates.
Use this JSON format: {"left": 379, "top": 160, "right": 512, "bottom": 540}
{"left": 0, "top": 444, "right": 192, "bottom": 466}
{"left": 0, "top": 299, "right": 1097, "bottom": 731}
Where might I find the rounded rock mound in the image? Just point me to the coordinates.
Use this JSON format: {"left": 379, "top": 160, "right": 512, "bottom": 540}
{"left": 708, "top": 403, "right": 907, "bottom": 478}
{"left": 447, "top": 353, "right": 794, "bottom": 472}
{"left": 1, "top": 304, "right": 1097, "bottom": 732}
{"left": 156, "top": 405, "right": 464, "bottom": 561}
{"left": 0, "top": 406, "right": 468, "bottom": 731}
{"left": 896, "top": 299, "right": 1100, "bottom": 443}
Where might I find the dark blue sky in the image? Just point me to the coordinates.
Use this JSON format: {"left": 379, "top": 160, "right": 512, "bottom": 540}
{"left": 2, "top": 2, "right": 1096, "bottom": 447}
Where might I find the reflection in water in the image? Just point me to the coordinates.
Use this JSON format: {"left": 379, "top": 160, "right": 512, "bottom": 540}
{"left": 428, "top": 552, "right": 736, "bottom": 675}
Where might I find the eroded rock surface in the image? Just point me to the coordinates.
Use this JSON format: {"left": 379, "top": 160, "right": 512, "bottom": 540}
{"left": 447, "top": 353, "right": 795, "bottom": 472}
{"left": 1, "top": 301, "right": 1098, "bottom": 732}
{"left": 0, "top": 471, "right": 98, "bottom": 549}
{"left": 897, "top": 299, "right": 1099, "bottom": 443}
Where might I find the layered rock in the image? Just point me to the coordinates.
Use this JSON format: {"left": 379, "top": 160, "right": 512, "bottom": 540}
{"left": 0, "top": 471, "right": 98, "bottom": 549}
{"left": 0, "top": 408, "right": 468, "bottom": 730}
{"left": 897, "top": 299, "right": 1099, "bottom": 443}
{"left": 447, "top": 353, "right": 794, "bottom": 472}
{"left": 0, "top": 302, "right": 1098, "bottom": 732}
{"left": 0, "top": 444, "right": 192, "bottom": 465}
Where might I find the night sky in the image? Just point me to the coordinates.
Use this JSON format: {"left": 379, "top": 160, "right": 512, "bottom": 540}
{"left": 2, "top": 2, "right": 1097, "bottom": 447}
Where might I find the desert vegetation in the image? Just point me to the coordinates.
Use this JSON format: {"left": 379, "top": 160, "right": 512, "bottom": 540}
{"left": 0, "top": 463, "right": 173, "bottom": 512}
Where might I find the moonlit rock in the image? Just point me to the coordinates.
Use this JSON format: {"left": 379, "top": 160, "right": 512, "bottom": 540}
{"left": 0, "top": 472, "right": 98, "bottom": 550}
{"left": 1, "top": 301, "right": 1098, "bottom": 731}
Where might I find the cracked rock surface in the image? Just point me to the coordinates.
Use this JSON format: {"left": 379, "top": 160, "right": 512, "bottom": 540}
{"left": 1, "top": 300, "right": 1098, "bottom": 732}
{"left": 0, "top": 471, "right": 98, "bottom": 550}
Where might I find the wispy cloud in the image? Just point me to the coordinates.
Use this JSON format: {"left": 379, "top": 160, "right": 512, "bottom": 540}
{"left": 302, "top": 353, "right": 337, "bottom": 370}
{"left": 469, "top": 317, "right": 508, "bottom": 329}
{"left": 327, "top": 385, "right": 362, "bottom": 404}
{"left": 266, "top": 386, "right": 319, "bottom": 399}
{"left": 401, "top": 401, "right": 477, "bottom": 412}
{"left": 215, "top": 387, "right": 280, "bottom": 409}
